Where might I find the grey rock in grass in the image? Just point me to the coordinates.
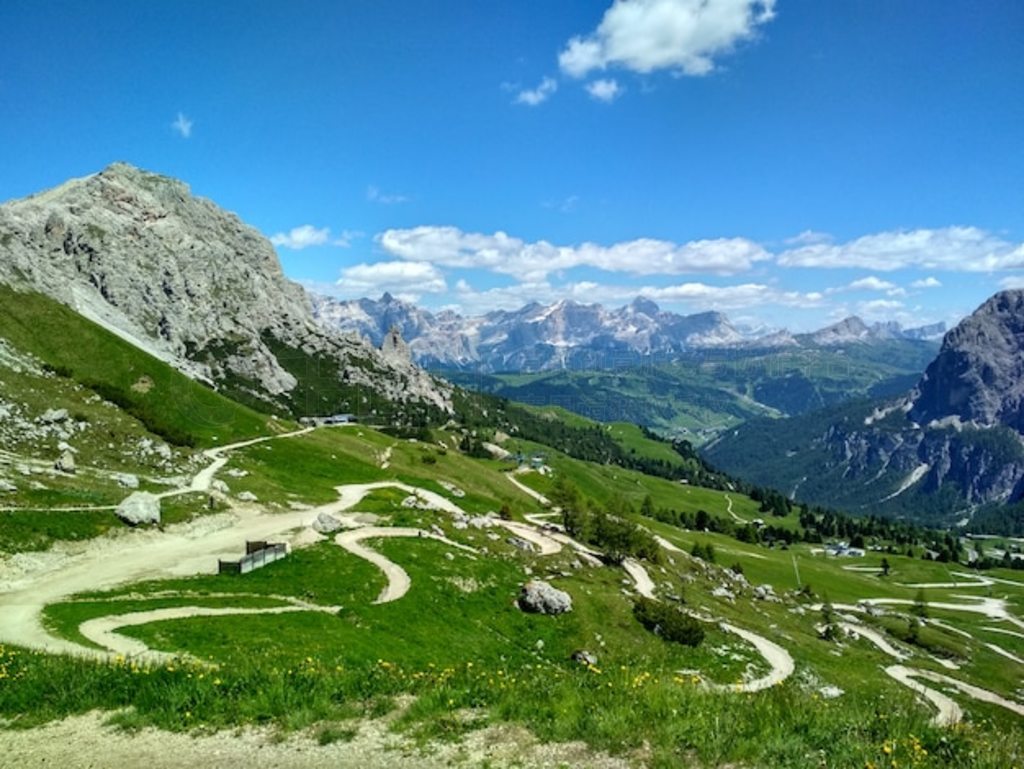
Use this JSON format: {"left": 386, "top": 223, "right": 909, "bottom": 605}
{"left": 210, "top": 479, "right": 230, "bottom": 493}
{"left": 39, "top": 408, "right": 69, "bottom": 424}
{"left": 54, "top": 450, "right": 76, "bottom": 474}
{"left": 507, "top": 536, "right": 536, "bottom": 552}
{"left": 0, "top": 480, "right": 16, "bottom": 492}
{"left": 114, "top": 472, "right": 140, "bottom": 489}
{"left": 312, "top": 512, "right": 343, "bottom": 534}
{"left": 518, "top": 580, "right": 572, "bottom": 615}
{"left": 237, "top": 491, "right": 258, "bottom": 502}
{"left": 116, "top": 491, "right": 161, "bottom": 525}
{"left": 571, "top": 649, "right": 598, "bottom": 666}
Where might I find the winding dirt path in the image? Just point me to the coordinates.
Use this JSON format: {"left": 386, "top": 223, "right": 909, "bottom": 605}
{"left": 334, "top": 527, "right": 476, "bottom": 603}
{"left": 885, "top": 666, "right": 963, "bottom": 726}
{"left": 839, "top": 622, "right": 909, "bottom": 660}
{"left": 723, "top": 494, "right": 747, "bottom": 524}
{"left": 79, "top": 603, "right": 340, "bottom": 661}
{"left": 710, "top": 623, "right": 794, "bottom": 692}
{"left": 493, "top": 520, "right": 563, "bottom": 556}
{"left": 506, "top": 471, "right": 550, "bottom": 506}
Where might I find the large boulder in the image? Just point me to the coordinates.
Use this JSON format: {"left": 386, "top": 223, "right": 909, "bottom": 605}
{"left": 312, "top": 512, "right": 343, "bottom": 534}
{"left": 518, "top": 580, "right": 572, "bottom": 615}
{"left": 116, "top": 492, "right": 161, "bottom": 525}
{"left": 54, "top": 450, "right": 76, "bottom": 474}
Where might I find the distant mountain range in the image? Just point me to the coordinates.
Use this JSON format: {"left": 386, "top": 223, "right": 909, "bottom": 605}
{"left": 311, "top": 292, "right": 947, "bottom": 372}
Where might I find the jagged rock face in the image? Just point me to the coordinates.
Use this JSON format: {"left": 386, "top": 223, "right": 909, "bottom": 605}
{"left": 0, "top": 163, "right": 451, "bottom": 414}
{"left": 911, "top": 290, "right": 1024, "bottom": 432}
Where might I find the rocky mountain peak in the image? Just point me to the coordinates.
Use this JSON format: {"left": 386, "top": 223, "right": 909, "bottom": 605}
{"left": 0, "top": 163, "right": 451, "bottom": 415}
{"left": 910, "top": 289, "right": 1024, "bottom": 431}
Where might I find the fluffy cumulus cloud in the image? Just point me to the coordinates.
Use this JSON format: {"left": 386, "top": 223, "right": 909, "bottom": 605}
{"left": 777, "top": 227, "right": 1024, "bottom": 272}
{"left": 825, "top": 276, "right": 906, "bottom": 297}
{"left": 377, "top": 226, "right": 769, "bottom": 282}
{"left": 911, "top": 276, "right": 942, "bottom": 289}
{"left": 586, "top": 78, "right": 624, "bottom": 102}
{"left": 336, "top": 261, "right": 447, "bottom": 299}
{"left": 559, "top": 0, "right": 776, "bottom": 78}
{"left": 270, "top": 225, "right": 331, "bottom": 250}
{"left": 516, "top": 77, "right": 558, "bottom": 106}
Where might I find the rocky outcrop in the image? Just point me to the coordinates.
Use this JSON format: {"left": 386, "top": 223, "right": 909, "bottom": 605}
{"left": 517, "top": 580, "right": 572, "bottom": 615}
{"left": 0, "top": 163, "right": 451, "bottom": 416}
{"left": 911, "top": 290, "right": 1024, "bottom": 432}
{"left": 116, "top": 492, "right": 160, "bottom": 525}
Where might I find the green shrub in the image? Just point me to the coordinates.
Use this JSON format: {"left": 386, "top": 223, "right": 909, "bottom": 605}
{"left": 632, "top": 597, "right": 704, "bottom": 647}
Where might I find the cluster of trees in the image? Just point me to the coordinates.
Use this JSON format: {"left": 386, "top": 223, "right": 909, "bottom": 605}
{"left": 552, "top": 478, "right": 659, "bottom": 564}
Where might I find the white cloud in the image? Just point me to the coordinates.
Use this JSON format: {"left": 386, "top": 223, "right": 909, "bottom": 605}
{"left": 777, "top": 227, "right": 1024, "bottom": 272}
{"left": 270, "top": 225, "right": 331, "bottom": 250}
{"left": 336, "top": 261, "right": 447, "bottom": 300}
{"left": 586, "top": 78, "right": 624, "bottom": 102}
{"left": 333, "top": 229, "right": 363, "bottom": 248}
{"left": 847, "top": 276, "right": 898, "bottom": 292}
{"left": 999, "top": 275, "right": 1024, "bottom": 290}
{"left": 911, "top": 276, "right": 942, "bottom": 288}
{"left": 376, "top": 225, "right": 769, "bottom": 282}
{"left": 785, "top": 230, "right": 831, "bottom": 246}
{"left": 825, "top": 276, "right": 906, "bottom": 297}
{"left": 559, "top": 0, "right": 776, "bottom": 79}
{"left": 171, "top": 112, "right": 193, "bottom": 138}
{"left": 445, "top": 277, "right": 823, "bottom": 317}
{"left": 515, "top": 76, "right": 558, "bottom": 106}
{"left": 367, "top": 186, "right": 410, "bottom": 205}
{"left": 856, "top": 299, "right": 906, "bottom": 318}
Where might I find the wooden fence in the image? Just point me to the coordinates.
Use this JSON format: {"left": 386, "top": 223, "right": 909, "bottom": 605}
{"left": 218, "top": 541, "right": 287, "bottom": 575}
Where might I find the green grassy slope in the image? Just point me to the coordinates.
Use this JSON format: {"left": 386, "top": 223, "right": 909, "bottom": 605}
{"left": 0, "top": 285, "right": 282, "bottom": 447}
{"left": 4, "top": 424, "right": 1024, "bottom": 766}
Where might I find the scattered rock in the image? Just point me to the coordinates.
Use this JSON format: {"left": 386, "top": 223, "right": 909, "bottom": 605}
{"left": 819, "top": 685, "right": 844, "bottom": 699}
{"left": 114, "top": 472, "right": 140, "bottom": 489}
{"left": 237, "top": 491, "right": 258, "bottom": 502}
{"left": 225, "top": 468, "right": 249, "bottom": 478}
{"left": 39, "top": 408, "right": 69, "bottom": 424}
{"left": 712, "top": 586, "right": 736, "bottom": 601}
{"left": 54, "top": 450, "right": 76, "bottom": 474}
{"left": 116, "top": 492, "right": 161, "bottom": 525}
{"left": 312, "top": 512, "right": 343, "bottom": 534}
{"left": 444, "top": 552, "right": 455, "bottom": 561}
{"left": 518, "top": 580, "right": 572, "bottom": 615}
{"left": 507, "top": 536, "right": 536, "bottom": 552}
{"left": 0, "top": 480, "right": 16, "bottom": 492}
{"left": 753, "top": 584, "right": 778, "bottom": 601}
{"left": 211, "top": 479, "right": 230, "bottom": 493}
{"left": 571, "top": 649, "right": 598, "bottom": 666}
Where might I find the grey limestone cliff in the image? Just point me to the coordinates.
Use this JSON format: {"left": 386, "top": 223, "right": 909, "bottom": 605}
{"left": 0, "top": 163, "right": 450, "bottom": 416}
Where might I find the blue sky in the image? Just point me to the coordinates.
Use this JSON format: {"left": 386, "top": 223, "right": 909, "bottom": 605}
{"left": 2, "top": 1, "right": 1022, "bottom": 330}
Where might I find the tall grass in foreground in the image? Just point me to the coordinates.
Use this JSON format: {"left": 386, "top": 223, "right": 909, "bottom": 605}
{"left": 0, "top": 645, "right": 1020, "bottom": 768}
